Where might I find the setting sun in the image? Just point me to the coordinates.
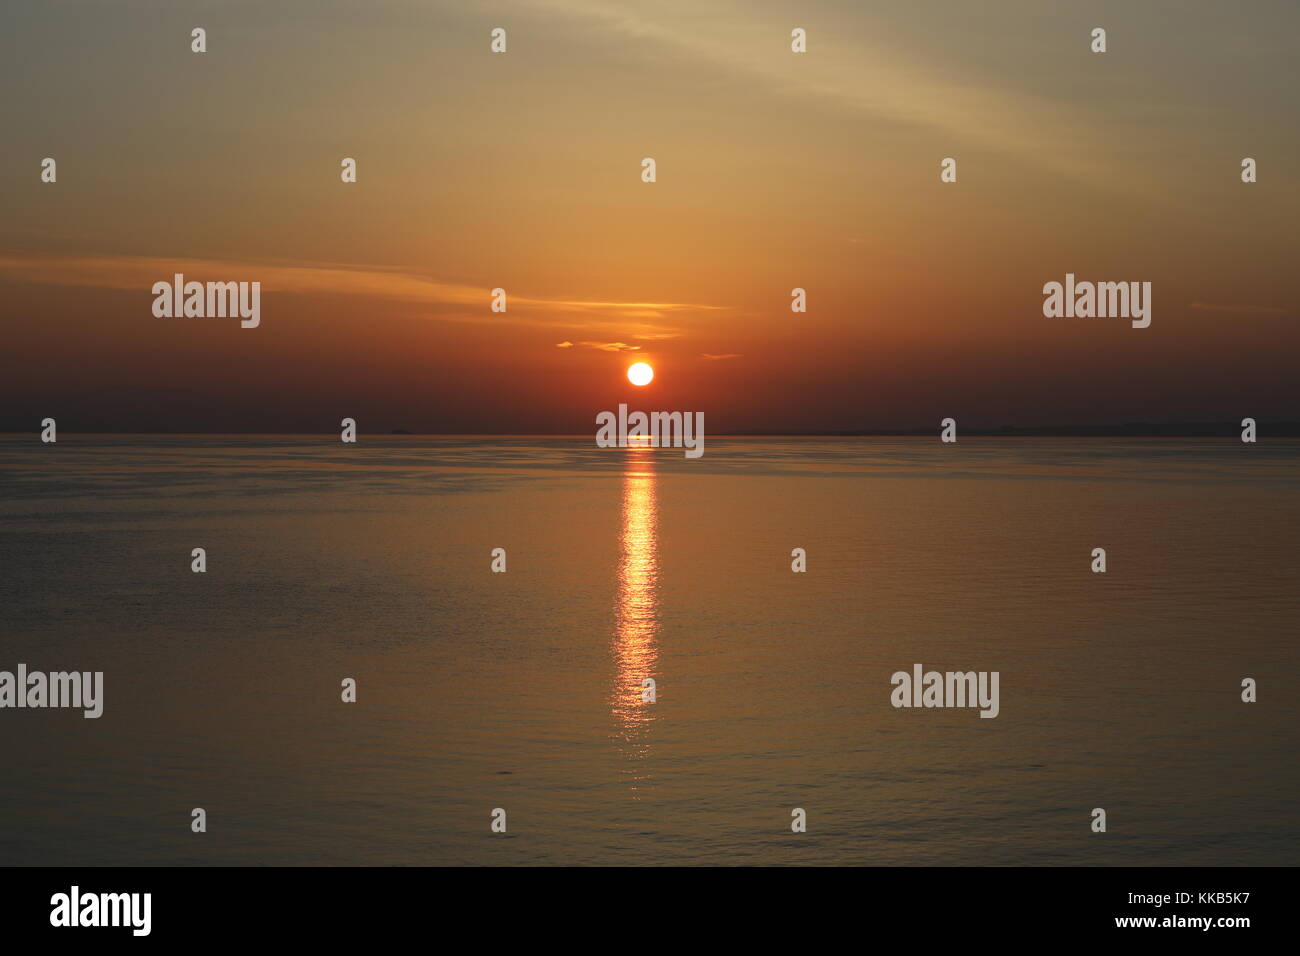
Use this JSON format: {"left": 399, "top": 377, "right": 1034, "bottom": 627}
{"left": 627, "top": 362, "right": 654, "bottom": 386}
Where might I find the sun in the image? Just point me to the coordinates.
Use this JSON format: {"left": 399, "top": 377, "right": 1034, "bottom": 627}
{"left": 627, "top": 362, "right": 654, "bottom": 386}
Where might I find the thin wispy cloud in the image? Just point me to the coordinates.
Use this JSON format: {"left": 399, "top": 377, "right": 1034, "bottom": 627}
{"left": 0, "top": 251, "right": 724, "bottom": 338}
{"left": 557, "top": 340, "right": 642, "bottom": 352}
{"left": 526, "top": 0, "right": 1143, "bottom": 193}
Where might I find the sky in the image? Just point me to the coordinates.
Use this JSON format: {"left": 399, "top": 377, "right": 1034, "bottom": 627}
{"left": 1, "top": 0, "right": 1297, "bottom": 433}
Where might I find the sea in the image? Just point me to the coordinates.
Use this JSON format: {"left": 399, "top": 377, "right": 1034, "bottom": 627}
{"left": 1, "top": 435, "right": 1296, "bottom": 865}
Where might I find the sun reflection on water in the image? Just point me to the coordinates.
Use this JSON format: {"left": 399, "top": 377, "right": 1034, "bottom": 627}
{"left": 610, "top": 443, "right": 659, "bottom": 792}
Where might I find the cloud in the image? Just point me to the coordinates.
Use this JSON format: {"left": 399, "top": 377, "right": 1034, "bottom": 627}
{"left": 527, "top": 0, "right": 1163, "bottom": 196}
{"left": 561, "top": 341, "right": 642, "bottom": 352}
{"left": 701, "top": 352, "right": 743, "bottom": 360}
{"left": 0, "top": 250, "right": 724, "bottom": 338}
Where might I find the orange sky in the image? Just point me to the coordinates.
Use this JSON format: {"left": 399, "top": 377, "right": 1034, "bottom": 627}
{"left": 1, "top": 0, "right": 1297, "bottom": 432}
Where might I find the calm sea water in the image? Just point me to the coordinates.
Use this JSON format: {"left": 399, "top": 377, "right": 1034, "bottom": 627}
{"left": 1, "top": 436, "right": 1297, "bottom": 866}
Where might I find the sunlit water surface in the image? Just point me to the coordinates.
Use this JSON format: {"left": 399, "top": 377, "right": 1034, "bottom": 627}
{"left": 1, "top": 436, "right": 1297, "bottom": 865}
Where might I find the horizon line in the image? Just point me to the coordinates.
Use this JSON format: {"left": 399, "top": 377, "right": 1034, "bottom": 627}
{"left": 4, "top": 423, "right": 1299, "bottom": 439}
